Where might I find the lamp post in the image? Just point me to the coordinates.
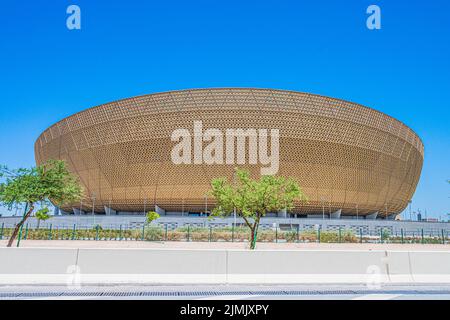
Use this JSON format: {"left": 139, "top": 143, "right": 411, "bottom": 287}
{"left": 91, "top": 193, "right": 96, "bottom": 226}
{"left": 320, "top": 197, "right": 325, "bottom": 220}
{"left": 408, "top": 200, "right": 412, "bottom": 221}
{"left": 205, "top": 193, "right": 208, "bottom": 216}
{"left": 77, "top": 199, "right": 83, "bottom": 227}
{"left": 356, "top": 204, "right": 359, "bottom": 220}
{"left": 328, "top": 201, "right": 331, "bottom": 220}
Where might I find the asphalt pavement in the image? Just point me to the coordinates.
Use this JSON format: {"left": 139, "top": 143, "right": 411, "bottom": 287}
{"left": 1, "top": 284, "right": 450, "bottom": 300}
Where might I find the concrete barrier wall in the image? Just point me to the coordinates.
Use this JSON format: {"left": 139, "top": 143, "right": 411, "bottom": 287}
{"left": 0, "top": 248, "right": 448, "bottom": 285}
{"left": 0, "top": 248, "right": 78, "bottom": 274}
{"left": 227, "top": 250, "right": 387, "bottom": 275}
{"left": 77, "top": 248, "right": 227, "bottom": 274}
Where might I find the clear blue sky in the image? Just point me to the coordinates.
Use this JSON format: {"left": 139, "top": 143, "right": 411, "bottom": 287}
{"left": 0, "top": 0, "right": 449, "bottom": 219}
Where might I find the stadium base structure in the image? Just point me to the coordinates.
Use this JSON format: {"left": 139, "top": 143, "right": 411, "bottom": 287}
{"left": 57, "top": 206, "right": 396, "bottom": 220}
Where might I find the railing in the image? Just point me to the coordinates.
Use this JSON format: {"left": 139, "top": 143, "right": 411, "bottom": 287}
{"left": 0, "top": 223, "right": 448, "bottom": 245}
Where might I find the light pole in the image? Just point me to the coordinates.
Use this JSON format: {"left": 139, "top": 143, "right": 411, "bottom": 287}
{"left": 408, "top": 200, "right": 412, "bottom": 221}
{"left": 320, "top": 197, "right": 325, "bottom": 220}
{"left": 91, "top": 195, "right": 95, "bottom": 215}
{"left": 77, "top": 199, "right": 83, "bottom": 226}
{"left": 328, "top": 201, "right": 331, "bottom": 220}
{"left": 385, "top": 203, "right": 388, "bottom": 219}
{"left": 91, "top": 193, "right": 96, "bottom": 226}
{"left": 205, "top": 193, "right": 208, "bottom": 216}
{"left": 356, "top": 204, "right": 359, "bottom": 220}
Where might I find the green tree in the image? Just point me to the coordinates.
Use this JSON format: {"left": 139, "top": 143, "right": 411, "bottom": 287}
{"left": 35, "top": 207, "right": 51, "bottom": 229}
{"left": 0, "top": 159, "right": 83, "bottom": 247}
{"left": 146, "top": 211, "right": 160, "bottom": 224}
{"left": 210, "top": 168, "right": 307, "bottom": 249}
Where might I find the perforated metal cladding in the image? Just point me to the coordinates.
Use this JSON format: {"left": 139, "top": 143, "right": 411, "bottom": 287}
{"left": 34, "top": 88, "right": 423, "bottom": 216}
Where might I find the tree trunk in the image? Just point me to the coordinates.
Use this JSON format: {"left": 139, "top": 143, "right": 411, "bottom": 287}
{"left": 249, "top": 223, "right": 260, "bottom": 250}
{"left": 7, "top": 204, "right": 34, "bottom": 247}
{"left": 249, "top": 227, "right": 257, "bottom": 250}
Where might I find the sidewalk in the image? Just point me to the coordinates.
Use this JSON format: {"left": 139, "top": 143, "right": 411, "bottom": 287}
{"left": 1, "top": 240, "right": 449, "bottom": 251}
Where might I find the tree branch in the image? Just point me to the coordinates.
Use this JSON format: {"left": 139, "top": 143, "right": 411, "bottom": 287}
{"left": 241, "top": 215, "right": 253, "bottom": 230}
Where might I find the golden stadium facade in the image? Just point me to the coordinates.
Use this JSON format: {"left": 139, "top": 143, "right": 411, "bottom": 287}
{"left": 34, "top": 88, "right": 424, "bottom": 218}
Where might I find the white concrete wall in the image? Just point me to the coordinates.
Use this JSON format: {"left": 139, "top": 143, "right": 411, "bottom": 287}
{"left": 0, "top": 248, "right": 448, "bottom": 285}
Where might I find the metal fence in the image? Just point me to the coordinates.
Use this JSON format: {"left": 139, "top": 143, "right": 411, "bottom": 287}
{"left": 0, "top": 222, "right": 448, "bottom": 245}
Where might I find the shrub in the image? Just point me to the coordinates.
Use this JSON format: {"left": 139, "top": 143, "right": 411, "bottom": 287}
{"left": 284, "top": 230, "right": 298, "bottom": 242}
{"left": 300, "top": 230, "right": 317, "bottom": 242}
{"left": 166, "top": 231, "right": 185, "bottom": 241}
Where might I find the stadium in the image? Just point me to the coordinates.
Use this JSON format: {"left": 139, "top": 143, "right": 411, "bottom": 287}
{"left": 34, "top": 88, "right": 424, "bottom": 219}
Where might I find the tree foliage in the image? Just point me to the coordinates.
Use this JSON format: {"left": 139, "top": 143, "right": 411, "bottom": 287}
{"left": 35, "top": 207, "right": 51, "bottom": 228}
{"left": 0, "top": 159, "right": 83, "bottom": 246}
{"left": 210, "top": 168, "right": 307, "bottom": 249}
{"left": 146, "top": 211, "right": 160, "bottom": 224}
{"left": 35, "top": 207, "right": 50, "bottom": 220}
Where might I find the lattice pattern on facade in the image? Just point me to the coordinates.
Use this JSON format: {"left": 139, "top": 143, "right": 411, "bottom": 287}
{"left": 34, "top": 88, "right": 424, "bottom": 217}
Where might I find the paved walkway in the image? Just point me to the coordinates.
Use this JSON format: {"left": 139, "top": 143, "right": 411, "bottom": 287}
{"left": 1, "top": 240, "right": 449, "bottom": 251}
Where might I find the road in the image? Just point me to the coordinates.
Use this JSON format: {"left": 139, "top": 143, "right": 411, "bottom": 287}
{"left": 1, "top": 284, "right": 450, "bottom": 300}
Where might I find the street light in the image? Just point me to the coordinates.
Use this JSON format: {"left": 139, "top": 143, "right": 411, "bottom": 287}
{"left": 356, "top": 204, "right": 359, "bottom": 220}
{"left": 91, "top": 193, "right": 96, "bottom": 215}
{"left": 408, "top": 200, "right": 412, "bottom": 221}
{"left": 91, "top": 193, "right": 96, "bottom": 226}
{"left": 328, "top": 201, "right": 331, "bottom": 220}
{"left": 320, "top": 197, "right": 325, "bottom": 220}
{"left": 204, "top": 193, "right": 208, "bottom": 216}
